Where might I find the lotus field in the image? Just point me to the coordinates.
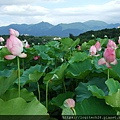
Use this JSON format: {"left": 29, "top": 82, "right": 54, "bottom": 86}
{"left": 1, "top": 29, "right": 120, "bottom": 119}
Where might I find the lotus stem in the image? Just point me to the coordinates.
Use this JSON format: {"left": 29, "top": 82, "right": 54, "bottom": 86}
{"left": 22, "top": 59, "right": 24, "bottom": 71}
{"left": 17, "top": 57, "right": 20, "bottom": 97}
{"left": 72, "top": 108, "right": 76, "bottom": 116}
{"left": 63, "top": 79, "right": 66, "bottom": 93}
{"left": 46, "top": 81, "right": 49, "bottom": 110}
{"left": 108, "top": 68, "right": 109, "bottom": 79}
{"left": 37, "top": 82, "right": 40, "bottom": 102}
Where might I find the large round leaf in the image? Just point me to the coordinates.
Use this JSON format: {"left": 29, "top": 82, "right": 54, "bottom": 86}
{"left": 0, "top": 70, "right": 18, "bottom": 96}
{"left": 68, "top": 52, "right": 88, "bottom": 63}
{"left": 66, "top": 59, "right": 92, "bottom": 79}
{"left": 105, "top": 78, "right": 120, "bottom": 95}
{"left": 75, "top": 77, "right": 108, "bottom": 102}
{"left": 43, "top": 63, "right": 68, "bottom": 86}
{"left": 105, "top": 89, "right": 120, "bottom": 112}
{"left": 111, "top": 59, "right": 120, "bottom": 79}
{"left": 75, "top": 82, "right": 92, "bottom": 102}
{"left": 75, "top": 97, "right": 116, "bottom": 115}
{"left": 34, "top": 45, "right": 50, "bottom": 53}
{"left": 0, "top": 97, "right": 49, "bottom": 116}
{"left": 87, "top": 85, "right": 105, "bottom": 99}
{"left": 46, "top": 41, "right": 60, "bottom": 48}
{"left": 0, "top": 88, "right": 35, "bottom": 101}
{"left": 19, "top": 64, "right": 47, "bottom": 86}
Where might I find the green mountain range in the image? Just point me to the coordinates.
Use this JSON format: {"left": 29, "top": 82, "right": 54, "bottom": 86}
{"left": 0, "top": 20, "right": 120, "bottom": 37}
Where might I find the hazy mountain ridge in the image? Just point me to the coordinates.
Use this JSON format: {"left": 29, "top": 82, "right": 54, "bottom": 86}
{"left": 0, "top": 20, "right": 120, "bottom": 37}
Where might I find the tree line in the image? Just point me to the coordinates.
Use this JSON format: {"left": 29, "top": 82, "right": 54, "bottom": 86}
{"left": 0, "top": 35, "right": 55, "bottom": 46}
{"left": 1, "top": 28, "right": 120, "bottom": 46}
{"left": 69, "top": 28, "right": 120, "bottom": 45}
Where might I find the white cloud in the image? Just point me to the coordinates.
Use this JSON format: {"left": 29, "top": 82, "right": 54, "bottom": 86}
{"left": 0, "top": 0, "right": 120, "bottom": 26}
{"left": 0, "top": 0, "right": 65, "bottom": 6}
{"left": 50, "top": 0, "right": 120, "bottom": 23}
{"left": 0, "top": 5, "right": 49, "bottom": 16}
{"left": 0, "top": 0, "right": 35, "bottom": 5}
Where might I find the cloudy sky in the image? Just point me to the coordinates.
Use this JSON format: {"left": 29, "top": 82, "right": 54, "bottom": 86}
{"left": 0, "top": 0, "right": 120, "bottom": 26}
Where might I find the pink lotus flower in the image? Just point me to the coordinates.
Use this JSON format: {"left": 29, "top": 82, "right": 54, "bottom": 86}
{"left": 25, "top": 43, "right": 30, "bottom": 48}
{"left": 0, "top": 37, "right": 4, "bottom": 42}
{"left": 33, "top": 56, "right": 40, "bottom": 60}
{"left": 98, "top": 47, "right": 117, "bottom": 68}
{"left": 95, "top": 41, "right": 101, "bottom": 51}
{"left": 64, "top": 98, "right": 75, "bottom": 108}
{"left": 89, "top": 45, "right": 97, "bottom": 56}
{"left": 4, "top": 35, "right": 27, "bottom": 60}
{"left": 9, "top": 28, "right": 19, "bottom": 37}
{"left": 107, "top": 40, "right": 117, "bottom": 49}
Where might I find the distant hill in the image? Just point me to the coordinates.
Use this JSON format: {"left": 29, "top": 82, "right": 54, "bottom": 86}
{"left": 84, "top": 20, "right": 108, "bottom": 30}
{"left": 0, "top": 20, "right": 120, "bottom": 37}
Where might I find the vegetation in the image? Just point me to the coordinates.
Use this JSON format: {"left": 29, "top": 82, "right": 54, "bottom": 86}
{"left": 70, "top": 28, "right": 120, "bottom": 44}
{"left": 1, "top": 28, "right": 120, "bottom": 47}
{"left": 1, "top": 35, "right": 58, "bottom": 45}
{"left": 1, "top": 28, "right": 120, "bottom": 119}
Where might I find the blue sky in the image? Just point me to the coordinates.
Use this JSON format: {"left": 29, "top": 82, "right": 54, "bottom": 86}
{"left": 0, "top": 0, "right": 120, "bottom": 26}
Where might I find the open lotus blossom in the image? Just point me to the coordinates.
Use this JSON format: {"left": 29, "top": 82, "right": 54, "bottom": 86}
{"left": 0, "top": 37, "right": 4, "bottom": 42}
{"left": 89, "top": 45, "right": 97, "bottom": 56}
{"left": 95, "top": 41, "right": 101, "bottom": 51}
{"left": 25, "top": 41, "right": 30, "bottom": 48}
{"left": 23, "top": 40, "right": 30, "bottom": 48}
{"left": 118, "top": 36, "right": 120, "bottom": 44}
{"left": 107, "top": 40, "right": 118, "bottom": 50}
{"left": 4, "top": 29, "right": 27, "bottom": 60}
{"left": 9, "top": 28, "right": 19, "bottom": 37}
{"left": 104, "top": 35, "right": 108, "bottom": 38}
{"left": 98, "top": 47, "right": 117, "bottom": 68}
{"left": 64, "top": 98, "right": 75, "bottom": 109}
{"left": 91, "top": 34, "right": 95, "bottom": 38}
